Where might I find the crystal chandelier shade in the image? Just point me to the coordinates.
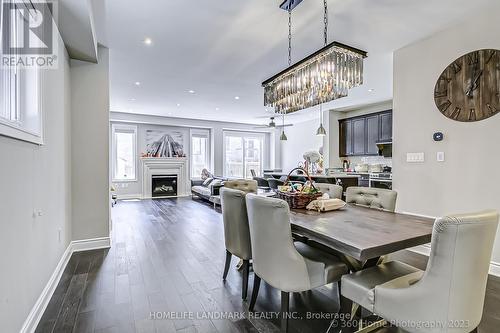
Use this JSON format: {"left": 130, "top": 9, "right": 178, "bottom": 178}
{"left": 263, "top": 42, "right": 366, "bottom": 114}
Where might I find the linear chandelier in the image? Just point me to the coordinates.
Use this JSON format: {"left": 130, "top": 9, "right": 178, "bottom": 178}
{"left": 262, "top": 0, "right": 367, "bottom": 115}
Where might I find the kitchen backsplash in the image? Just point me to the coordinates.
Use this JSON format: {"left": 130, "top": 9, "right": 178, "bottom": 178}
{"left": 345, "top": 156, "right": 393, "bottom": 168}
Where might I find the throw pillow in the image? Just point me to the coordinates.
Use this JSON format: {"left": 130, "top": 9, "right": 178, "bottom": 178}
{"left": 202, "top": 178, "right": 213, "bottom": 186}
{"left": 208, "top": 179, "right": 222, "bottom": 189}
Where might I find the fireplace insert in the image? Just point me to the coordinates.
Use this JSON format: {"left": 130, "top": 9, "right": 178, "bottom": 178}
{"left": 152, "top": 175, "right": 177, "bottom": 198}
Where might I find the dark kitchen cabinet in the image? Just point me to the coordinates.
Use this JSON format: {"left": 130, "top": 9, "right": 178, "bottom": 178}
{"left": 366, "top": 115, "right": 380, "bottom": 155}
{"left": 339, "top": 120, "right": 353, "bottom": 156}
{"left": 352, "top": 118, "right": 366, "bottom": 155}
{"left": 379, "top": 112, "right": 393, "bottom": 142}
{"left": 339, "top": 110, "right": 392, "bottom": 157}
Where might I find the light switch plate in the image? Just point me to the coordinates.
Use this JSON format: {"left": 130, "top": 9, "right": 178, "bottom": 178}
{"left": 437, "top": 152, "right": 445, "bottom": 162}
{"left": 407, "top": 152, "right": 425, "bottom": 163}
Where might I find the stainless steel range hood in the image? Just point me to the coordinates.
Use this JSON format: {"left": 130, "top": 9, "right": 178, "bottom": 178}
{"left": 376, "top": 141, "right": 392, "bottom": 157}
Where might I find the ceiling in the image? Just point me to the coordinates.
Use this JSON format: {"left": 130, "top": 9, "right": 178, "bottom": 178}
{"left": 106, "top": 0, "right": 492, "bottom": 124}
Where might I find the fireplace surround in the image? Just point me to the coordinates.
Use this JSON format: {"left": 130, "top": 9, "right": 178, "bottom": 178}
{"left": 141, "top": 157, "right": 189, "bottom": 199}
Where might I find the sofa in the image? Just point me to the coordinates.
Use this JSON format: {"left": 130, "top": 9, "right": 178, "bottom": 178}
{"left": 191, "top": 177, "right": 226, "bottom": 203}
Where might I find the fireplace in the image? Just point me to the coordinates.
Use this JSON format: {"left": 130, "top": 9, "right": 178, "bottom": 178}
{"left": 141, "top": 158, "right": 188, "bottom": 199}
{"left": 151, "top": 175, "right": 177, "bottom": 198}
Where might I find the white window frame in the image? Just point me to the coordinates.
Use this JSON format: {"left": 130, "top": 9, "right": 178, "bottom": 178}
{"left": 0, "top": 0, "right": 44, "bottom": 145}
{"left": 111, "top": 124, "right": 138, "bottom": 182}
{"left": 222, "top": 130, "right": 265, "bottom": 179}
{"left": 189, "top": 128, "right": 211, "bottom": 179}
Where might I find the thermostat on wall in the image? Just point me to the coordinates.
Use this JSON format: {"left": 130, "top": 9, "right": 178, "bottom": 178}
{"left": 433, "top": 132, "right": 444, "bottom": 142}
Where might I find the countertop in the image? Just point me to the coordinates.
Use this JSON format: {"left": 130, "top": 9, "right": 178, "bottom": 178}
{"left": 264, "top": 172, "right": 361, "bottom": 179}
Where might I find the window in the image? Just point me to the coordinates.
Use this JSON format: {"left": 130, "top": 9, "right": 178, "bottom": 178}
{"left": 190, "top": 129, "right": 210, "bottom": 178}
{"left": 0, "top": 1, "right": 43, "bottom": 144}
{"left": 112, "top": 124, "right": 137, "bottom": 181}
{"left": 223, "top": 131, "right": 264, "bottom": 179}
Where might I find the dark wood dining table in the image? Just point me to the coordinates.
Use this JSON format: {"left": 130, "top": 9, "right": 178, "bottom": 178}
{"left": 289, "top": 204, "right": 435, "bottom": 266}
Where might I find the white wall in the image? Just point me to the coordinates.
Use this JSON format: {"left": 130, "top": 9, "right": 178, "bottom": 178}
{"left": 110, "top": 112, "right": 276, "bottom": 197}
{"left": 0, "top": 34, "right": 72, "bottom": 332}
{"left": 279, "top": 117, "right": 326, "bottom": 172}
{"left": 393, "top": 2, "right": 500, "bottom": 264}
{"left": 70, "top": 46, "right": 110, "bottom": 240}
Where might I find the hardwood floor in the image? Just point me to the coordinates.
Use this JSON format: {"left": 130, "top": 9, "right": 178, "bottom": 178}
{"left": 36, "top": 198, "right": 500, "bottom": 333}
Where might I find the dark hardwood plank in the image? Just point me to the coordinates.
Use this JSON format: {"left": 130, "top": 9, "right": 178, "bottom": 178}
{"left": 52, "top": 273, "right": 87, "bottom": 332}
{"left": 73, "top": 311, "right": 95, "bottom": 333}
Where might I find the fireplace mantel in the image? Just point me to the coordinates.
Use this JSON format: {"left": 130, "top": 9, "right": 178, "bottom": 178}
{"left": 141, "top": 157, "right": 189, "bottom": 199}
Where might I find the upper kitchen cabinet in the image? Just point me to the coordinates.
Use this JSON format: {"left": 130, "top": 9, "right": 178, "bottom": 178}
{"left": 379, "top": 112, "right": 393, "bottom": 142}
{"left": 366, "top": 115, "right": 380, "bottom": 155}
{"left": 339, "top": 119, "right": 353, "bottom": 156}
{"left": 338, "top": 110, "right": 393, "bottom": 157}
{"left": 352, "top": 118, "right": 366, "bottom": 155}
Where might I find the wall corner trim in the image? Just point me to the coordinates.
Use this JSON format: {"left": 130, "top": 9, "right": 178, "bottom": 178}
{"left": 20, "top": 237, "right": 111, "bottom": 333}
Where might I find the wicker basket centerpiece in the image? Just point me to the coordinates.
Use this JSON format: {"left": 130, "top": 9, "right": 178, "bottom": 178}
{"left": 276, "top": 167, "right": 322, "bottom": 209}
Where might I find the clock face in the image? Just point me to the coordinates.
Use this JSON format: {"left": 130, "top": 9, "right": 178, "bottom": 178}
{"left": 434, "top": 49, "right": 500, "bottom": 122}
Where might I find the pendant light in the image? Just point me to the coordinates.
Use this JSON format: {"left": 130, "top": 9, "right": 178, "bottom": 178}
{"left": 262, "top": 0, "right": 366, "bottom": 114}
{"left": 280, "top": 112, "right": 288, "bottom": 141}
{"left": 279, "top": 9, "right": 292, "bottom": 142}
{"left": 316, "top": 104, "right": 327, "bottom": 136}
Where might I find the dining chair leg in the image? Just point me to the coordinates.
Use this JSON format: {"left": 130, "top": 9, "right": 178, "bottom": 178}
{"left": 242, "top": 260, "right": 250, "bottom": 300}
{"left": 337, "top": 280, "right": 342, "bottom": 308}
{"left": 340, "top": 295, "right": 352, "bottom": 317}
{"left": 222, "top": 250, "right": 232, "bottom": 281}
{"left": 281, "top": 291, "right": 290, "bottom": 333}
{"left": 249, "top": 275, "right": 261, "bottom": 312}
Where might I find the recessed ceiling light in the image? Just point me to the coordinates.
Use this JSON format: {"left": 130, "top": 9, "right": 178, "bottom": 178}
{"left": 176, "top": 103, "right": 181, "bottom": 107}
{"left": 144, "top": 37, "right": 153, "bottom": 45}
{"left": 215, "top": 107, "right": 220, "bottom": 111}
{"left": 129, "top": 98, "right": 136, "bottom": 101}
{"left": 234, "top": 96, "right": 240, "bottom": 100}
{"left": 135, "top": 81, "right": 141, "bottom": 86}
{"left": 188, "top": 90, "right": 195, "bottom": 94}
{"left": 368, "top": 88, "right": 375, "bottom": 92}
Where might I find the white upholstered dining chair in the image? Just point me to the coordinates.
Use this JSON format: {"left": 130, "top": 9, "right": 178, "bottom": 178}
{"left": 346, "top": 187, "right": 397, "bottom": 212}
{"left": 314, "top": 183, "right": 343, "bottom": 199}
{"left": 341, "top": 210, "right": 499, "bottom": 333}
{"left": 245, "top": 194, "right": 349, "bottom": 332}
{"left": 220, "top": 180, "right": 257, "bottom": 300}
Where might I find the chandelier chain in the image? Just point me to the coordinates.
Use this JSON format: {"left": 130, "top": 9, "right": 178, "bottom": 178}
{"left": 288, "top": 9, "right": 292, "bottom": 66}
{"left": 324, "top": 0, "right": 328, "bottom": 46}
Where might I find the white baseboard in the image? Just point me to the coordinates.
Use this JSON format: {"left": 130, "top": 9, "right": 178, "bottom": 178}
{"left": 19, "top": 244, "right": 73, "bottom": 333}
{"left": 117, "top": 194, "right": 142, "bottom": 200}
{"left": 71, "top": 236, "right": 111, "bottom": 252}
{"left": 490, "top": 262, "right": 500, "bottom": 276}
{"left": 20, "top": 237, "right": 111, "bottom": 333}
{"left": 117, "top": 194, "right": 191, "bottom": 200}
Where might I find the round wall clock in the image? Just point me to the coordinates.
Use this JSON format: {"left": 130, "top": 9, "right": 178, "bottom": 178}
{"left": 434, "top": 49, "right": 500, "bottom": 122}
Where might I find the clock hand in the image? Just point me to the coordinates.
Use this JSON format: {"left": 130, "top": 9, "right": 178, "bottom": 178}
{"left": 465, "top": 70, "right": 483, "bottom": 97}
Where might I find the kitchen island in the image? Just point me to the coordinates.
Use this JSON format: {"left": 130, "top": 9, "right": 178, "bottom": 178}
{"left": 263, "top": 172, "right": 359, "bottom": 193}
